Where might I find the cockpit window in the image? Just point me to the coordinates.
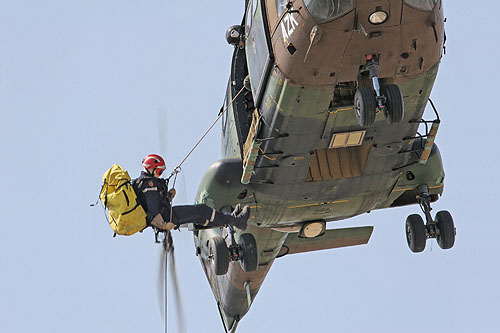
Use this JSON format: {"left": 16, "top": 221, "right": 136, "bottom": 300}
{"left": 404, "top": 0, "right": 437, "bottom": 11}
{"left": 304, "top": 0, "right": 354, "bottom": 23}
{"left": 276, "top": 0, "right": 287, "bottom": 17}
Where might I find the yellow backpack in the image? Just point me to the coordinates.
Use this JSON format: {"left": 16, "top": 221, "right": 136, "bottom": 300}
{"left": 100, "top": 164, "right": 147, "bottom": 236}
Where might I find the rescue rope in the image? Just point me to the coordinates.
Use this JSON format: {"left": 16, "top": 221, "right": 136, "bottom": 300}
{"left": 167, "top": 86, "right": 246, "bottom": 179}
{"left": 169, "top": 171, "right": 179, "bottom": 225}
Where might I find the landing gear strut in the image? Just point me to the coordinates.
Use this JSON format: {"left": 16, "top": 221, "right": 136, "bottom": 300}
{"left": 405, "top": 184, "right": 456, "bottom": 253}
{"left": 209, "top": 226, "right": 259, "bottom": 275}
{"left": 354, "top": 55, "right": 404, "bottom": 127}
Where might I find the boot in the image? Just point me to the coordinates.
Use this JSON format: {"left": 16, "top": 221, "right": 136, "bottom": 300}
{"left": 209, "top": 206, "right": 250, "bottom": 230}
{"left": 232, "top": 204, "right": 242, "bottom": 217}
{"left": 232, "top": 205, "right": 250, "bottom": 230}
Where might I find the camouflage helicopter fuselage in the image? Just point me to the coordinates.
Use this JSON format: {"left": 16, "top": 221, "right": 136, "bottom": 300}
{"left": 193, "top": 1, "right": 446, "bottom": 330}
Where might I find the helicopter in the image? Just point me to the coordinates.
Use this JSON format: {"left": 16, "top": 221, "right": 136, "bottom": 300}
{"left": 182, "top": 1, "right": 453, "bottom": 331}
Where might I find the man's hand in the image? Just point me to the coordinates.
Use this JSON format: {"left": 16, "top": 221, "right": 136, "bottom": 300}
{"left": 164, "top": 222, "right": 175, "bottom": 231}
{"left": 168, "top": 188, "right": 176, "bottom": 201}
{"left": 151, "top": 214, "right": 175, "bottom": 231}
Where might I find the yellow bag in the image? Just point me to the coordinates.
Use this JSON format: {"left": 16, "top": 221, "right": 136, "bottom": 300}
{"left": 100, "top": 164, "right": 147, "bottom": 236}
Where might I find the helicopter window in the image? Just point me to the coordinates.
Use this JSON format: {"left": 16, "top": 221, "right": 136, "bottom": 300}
{"left": 304, "top": 0, "right": 353, "bottom": 23}
{"left": 404, "top": 0, "right": 437, "bottom": 11}
{"left": 276, "top": 0, "right": 287, "bottom": 16}
{"left": 246, "top": 0, "right": 253, "bottom": 34}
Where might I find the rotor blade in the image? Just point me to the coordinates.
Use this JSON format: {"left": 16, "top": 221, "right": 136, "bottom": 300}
{"left": 156, "top": 107, "right": 168, "bottom": 161}
{"left": 156, "top": 244, "right": 167, "bottom": 322}
{"left": 157, "top": 106, "right": 190, "bottom": 203}
{"left": 168, "top": 248, "right": 187, "bottom": 333}
{"left": 174, "top": 171, "right": 188, "bottom": 205}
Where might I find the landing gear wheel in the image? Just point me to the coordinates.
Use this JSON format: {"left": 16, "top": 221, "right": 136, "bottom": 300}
{"left": 435, "top": 210, "right": 455, "bottom": 250}
{"left": 239, "top": 233, "right": 258, "bottom": 272}
{"left": 381, "top": 84, "right": 404, "bottom": 124}
{"left": 354, "top": 87, "right": 377, "bottom": 127}
{"left": 209, "top": 236, "right": 230, "bottom": 275}
{"left": 406, "top": 214, "right": 426, "bottom": 253}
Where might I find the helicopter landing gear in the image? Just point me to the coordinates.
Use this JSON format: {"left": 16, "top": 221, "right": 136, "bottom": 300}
{"left": 406, "top": 214, "right": 426, "bottom": 253}
{"left": 354, "top": 87, "right": 377, "bottom": 127}
{"left": 227, "top": 227, "right": 259, "bottom": 272}
{"left": 209, "top": 236, "right": 230, "bottom": 275}
{"left": 355, "top": 55, "right": 404, "bottom": 127}
{"left": 238, "top": 233, "right": 258, "bottom": 272}
{"left": 208, "top": 227, "right": 259, "bottom": 275}
{"left": 405, "top": 185, "right": 456, "bottom": 253}
{"left": 381, "top": 84, "right": 404, "bottom": 124}
{"left": 435, "top": 210, "right": 455, "bottom": 250}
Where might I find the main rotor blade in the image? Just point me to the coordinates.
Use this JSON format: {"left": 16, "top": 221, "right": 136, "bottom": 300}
{"left": 156, "top": 107, "right": 190, "bottom": 205}
{"left": 156, "top": 107, "right": 168, "bottom": 162}
{"left": 168, "top": 248, "right": 187, "bottom": 333}
{"left": 174, "top": 171, "right": 188, "bottom": 205}
{"left": 156, "top": 245, "right": 167, "bottom": 322}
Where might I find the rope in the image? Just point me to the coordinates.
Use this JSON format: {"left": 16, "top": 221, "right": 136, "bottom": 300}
{"left": 169, "top": 171, "right": 179, "bottom": 224}
{"left": 167, "top": 86, "right": 246, "bottom": 179}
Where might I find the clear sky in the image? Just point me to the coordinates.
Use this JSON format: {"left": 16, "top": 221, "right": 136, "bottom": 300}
{"left": 1, "top": 1, "right": 499, "bottom": 332}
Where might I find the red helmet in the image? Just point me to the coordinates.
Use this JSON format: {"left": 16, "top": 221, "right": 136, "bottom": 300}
{"left": 142, "top": 154, "right": 166, "bottom": 177}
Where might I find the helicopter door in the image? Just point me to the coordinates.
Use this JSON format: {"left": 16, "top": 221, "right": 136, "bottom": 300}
{"left": 245, "top": 0, "right": 274, "bottom": 108}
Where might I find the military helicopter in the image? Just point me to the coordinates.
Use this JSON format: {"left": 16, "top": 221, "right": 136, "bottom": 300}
{"left": 187, "top": 1, "right": 453, "bottom": 331}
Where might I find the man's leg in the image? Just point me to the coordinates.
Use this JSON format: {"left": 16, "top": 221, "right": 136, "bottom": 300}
{"left": 171, "top": 204, "right": 249, "bottom": 230}
{"left": 170, "top": 204, "right": 212, "bottom": 226}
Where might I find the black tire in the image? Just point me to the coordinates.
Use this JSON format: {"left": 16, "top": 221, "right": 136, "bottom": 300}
{"left": 209, "top": 236, "right": 230, "bottom": 275}
{"left": 435, "top": 210, "right": 455, "bottom": 250}
{"left": 406, "top": 214, "right": 426, "bottom": 253}
{"left": 354, "top": 87, "right": 377, "bottom": 127}
{"left": 381, "top": 84, "right": 404, "bottom": 124}
{"left": 239, "top": 233, "right": 258, "bottom": 272}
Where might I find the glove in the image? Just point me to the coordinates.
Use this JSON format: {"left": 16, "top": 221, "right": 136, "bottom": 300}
{"left": 168, "top": 188, "right": 176, "bottom": 201}
{"left": 151, "top": 214, "right": 176, "bottom": 231}
{"left": 164, "top": 222, "right": 175, "bottom": 231}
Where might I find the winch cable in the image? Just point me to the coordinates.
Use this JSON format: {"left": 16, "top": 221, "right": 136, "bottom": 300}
{"left": 166, "top": 86, "right": 246, "bottom": 180}
{"left": 166, "top": 85, "right": 245, "bottom": 225}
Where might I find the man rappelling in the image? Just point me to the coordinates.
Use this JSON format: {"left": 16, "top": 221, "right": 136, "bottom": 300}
{"left": 97, "top": 154, "right": 249, "bottom": 237}
{"left": 133, "top": 154, "right": 249, "bottom": 232}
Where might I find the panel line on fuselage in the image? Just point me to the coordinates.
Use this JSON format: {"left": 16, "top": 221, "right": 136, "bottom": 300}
{"left": 288, "top": 199, "right": 349, "bottom": 209}
{"left": 392, "top": 183, "right": 443, "bottom": 192}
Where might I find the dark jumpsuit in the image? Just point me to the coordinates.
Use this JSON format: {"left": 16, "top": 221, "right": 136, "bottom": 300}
{"left": 133, "top": 171, "right": 232, "bottom": 227}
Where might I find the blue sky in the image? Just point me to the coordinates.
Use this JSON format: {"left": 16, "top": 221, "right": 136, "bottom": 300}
{"left": 1, "top": 1, "right": 499, "bottom": 332}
